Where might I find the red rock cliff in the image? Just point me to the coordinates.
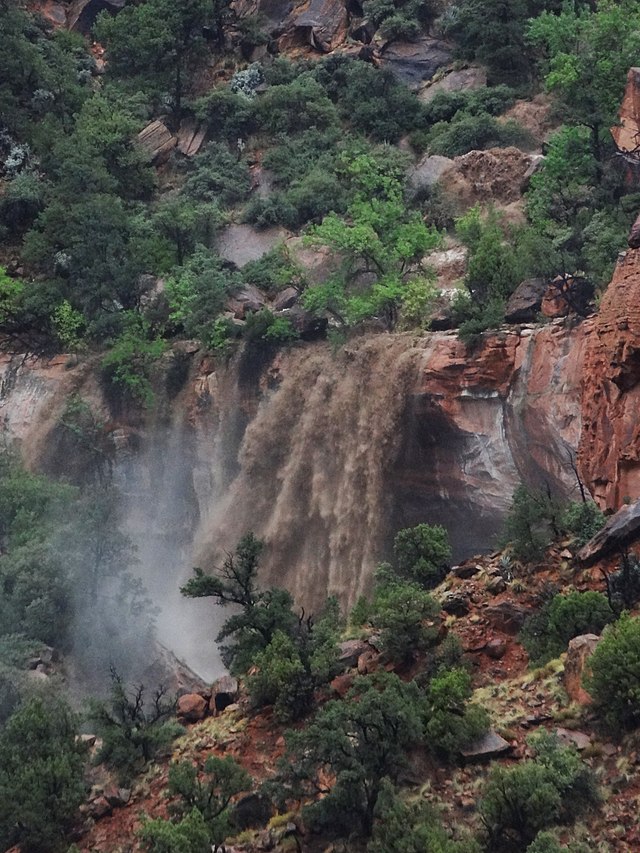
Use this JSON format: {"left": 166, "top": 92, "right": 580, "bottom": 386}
{"left": 579, "top": 248, "right": 640, "bottom": 509}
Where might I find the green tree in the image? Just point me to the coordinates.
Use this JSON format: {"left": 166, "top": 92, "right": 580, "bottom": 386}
{"left": 138, "top": 809, "right": 211, "bottom": 853}
{"left": 89, "top": 668, "right": 182, "bottom": 784}
{"left": 479, "top": 731, "right": 599, "bottom": 851}
{"left": 393, "top": 523, "right": 451, "bottom": 588}
{"left": 423, "top": 667, "right": 489, "bottom": 758}
{"left": 181, "top": 534, "right": 298, "bottom": 673}
{"left": 166, "top": 756, "right": 250, "bottom": 845}
{"left": 528, "top": 0, "right": 640, "bottom": 164}
{"left": 0, "top": 697, "right": 85, "bottom": 853}
{"left": 95, "top": 0, "right": 216, "bottom": 119}
{"left": 370, "top": 568, "right": 442, "bottom": 664}
{"left": 303, "top": 152, "right": 440, "bottom": 329}
{"left": 520, "top": 591, "right": 614, "bottom": 667}
{"left": 501, "top": 484, "right": 562, "bottom": 563}
{"left": 584, "top": 613, "right": 640, "bottom": 729}
{"left": 368, "top": 781, "right": 481, "bottom": 853}
{"left": 279, "top": 673, "right": 425, "bottom": 837}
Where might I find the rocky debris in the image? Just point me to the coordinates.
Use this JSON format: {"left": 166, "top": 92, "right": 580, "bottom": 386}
{"left": 287, "top": 0, "right": 349, "bottom": 52}
{"left": 38, "top": 2, "right": 67, "bottom": 26}
{"left": 176, "top": 120, "right": 207, "bottom": 157}
{"left": 555, "top": 727, "right": 591, "bottom": 751}
{"left": 501, "top": 94, "right": 555, "bottom": 147}
{"left": 217, "top": 224, "right": 290, "bottom": 268}
{"left": 272, "top": 286, "right": 299, "bottom": 311}
{"left": 210, "top": 675, "right": 240, "bottom": 715}
{"left": 67, "top": 0, "right": 126, "bottom": 32}
{"left": 379, "top": 37, "right": 452, "bottom": 90}
{"left": 137, "top": 120, "right": 177, "bottom": 165}
{"left": 141, "top": 643, "right": 208, "bottom": 696}
{"left": 485, "top": 637, "right": 507, "bottom": 659}
{"left": 579, "top": 248, "right": 640, "bottom": 508}
{"left": 338, "top": 638, "right": 371, "bottom": 668}
{"left": 278, "top": 304, "right": 328, "bottom": 339}
{"left": 330, "top": 672, "right": 355, "bottom": 698}
{"left": 484, "top": 601, "right": 530, "bottom": 634}
{"left": 563, "top": 633, "right": 600, "bottom": 704}
{"left": 407, "top": 154, "right": 454, "bottom": 196}
{"left": 425, "top": 246, "right": 467, "bottom": 292}
{"left": 504, "top": 278, "right": 547, "bottom": 323}
{"left": 444, "top": 148, "right": 541, "bottom": 208}
{"left": 357, "top": 648, "right": 379, "bottom": 674}
{"left": 485, "top": 575, "right": 506, "bottom": 595}
{"left": 611, "top": 67, "right": 640, "bottom": 155}
{"left": 440, "top": 590, "right": 470, "bottom": 616}
{"left": 226, "top": 284, "right": 268, "bottom": 319}
{"left": 233, "top": 793, "right": 275, "bottom": 831}
{"left": 451, "top": 563, "right": 481, "bottom": 580}
{"left": 461, "top": 729, "right": 511, "bottom": 760}
{"left": 578, "top": 498, "right": 640, "bottom": 564}
{"left": 177, "top": 693, "right": 208, "bottom": 723}
{"left": 419, "top": 65, "right": 487, "bottom": 103}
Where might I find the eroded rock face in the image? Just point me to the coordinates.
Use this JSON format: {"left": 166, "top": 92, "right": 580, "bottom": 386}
{"left": 579, "top": 248, "right": 640, "bottom": 509}
{"left": 563, "top": 634, "right": 600, "bottom": 705}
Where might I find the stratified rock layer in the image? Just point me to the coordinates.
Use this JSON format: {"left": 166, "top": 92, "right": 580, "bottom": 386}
{"left": 579, "top": 248, "right": 640, "bottom": 509}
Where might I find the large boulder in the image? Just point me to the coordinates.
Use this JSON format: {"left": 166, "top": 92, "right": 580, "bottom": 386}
{"left": 210, "top": 675, "right": 240, "bottom": 715}
{"left": 578, "top": 498, "right": 640, "bottom": 564}
{"left": 461, "top": 730, "right": 511, "bottom": 760}
{"left": 177, "top": 693, "right": 208, "bottom": 723}
{"left": 484, "top": 601, "right": 530, "bottom": 634}
{"left": 67, "top": 0, "right": 126, "bottom": 33}
{"left": 216, "top": 224, "right": 289, "bottom": 268}
{"left": 288, "top": 0, "right": 349, "bottom": 51}
{"left": 137, "top": 121, "right": 177, "bottom": 165}
{"left": 226, "top": 284, "right": 268, "bottom": 319}
{"left": 379, "top": 37, "right": 452, "bottom": 90}
{"left": 563, "top": 633, "right": 600, "bottom": 704}
{"left": 504, "top": 278, "right": 546, "bottom": 323}
{"left": 419, "top": 65, "right": 487, "bottom": 102}
{"left": 407, "top": 155, "right": 454, "bottom": 197}
{"left": 278, "top": 304, "right": 328, "bottom": 339}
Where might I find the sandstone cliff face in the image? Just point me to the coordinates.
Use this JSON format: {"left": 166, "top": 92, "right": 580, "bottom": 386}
{"left": 0, "top": 322, "right": 587, "bottom": 611}
{"left": 579, "top": 248, "right": 640, "bottom": 509}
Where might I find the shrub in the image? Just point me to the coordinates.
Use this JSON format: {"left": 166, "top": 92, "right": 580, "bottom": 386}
{"left": 138, "top": 809, "right": 210, "bottom": 853}
{"left": 585, "top": 613, "right": 640, "bottom": 729}
{"left": 243, "top": 245, "right": 306, "bottom": 296}
{"left": 166, "top": 756, "right": 250, "bottom": 845}
{"left": 561, "top": 500, "right": 605, "bottom": 547}
{"left": 89, "top": 669, "right": 182, "bottom": 784}
{"left": 426, "top": 114, "right": 533, "bottom": 157}
{"left": 184, "top": 142, "right": 251, "bottom": 206}
{"left": 501, "top": 484, "right": 562, "bottom": 562}
{"left": 278, "top": 673, "right": 425, "bottom": 838}
{"left": 368, "top": 780, "right": 481, "bottom": 853}
{"left": 480, "top": 731, "right": 600, "bottom": 851}
{"left": 423, "top": 667, "right": 489, "bottom": 758}
{"left": 519, "top": 591, "right": 614, "bottom": 666}
{"left": 370, "top": 568, "right": 442, "bottom": 663}
{"left": 393, "top": 523, "right": 451, "bottom": 588}
{"left": 0, "top": 697, "right": 85, "bottom": 853}
{"left": 101, "top": 316, "right": 165, "bottom": 407}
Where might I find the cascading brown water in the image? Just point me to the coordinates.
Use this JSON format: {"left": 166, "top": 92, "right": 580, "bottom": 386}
{"left": 194, "top": 334, "right": 430, "bottom": 610}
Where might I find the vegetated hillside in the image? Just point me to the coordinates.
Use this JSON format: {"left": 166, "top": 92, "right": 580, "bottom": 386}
{"left": 4, "top": 0, "right": 640, "bottom": 851}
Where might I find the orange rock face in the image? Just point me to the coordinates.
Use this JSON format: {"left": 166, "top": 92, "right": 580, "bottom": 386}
{"left": 579, "top": 248, "right": 640, "bottom": 509}
{"left": 611, "top": 68, "right": 640, "bottom": 155}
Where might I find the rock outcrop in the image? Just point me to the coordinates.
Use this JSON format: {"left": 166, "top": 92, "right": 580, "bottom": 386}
{"left": 578, "top": 498, "right": 640, "bottom": 564}
{"left": 579, "top": 248, "right": 640, "bottom": 509}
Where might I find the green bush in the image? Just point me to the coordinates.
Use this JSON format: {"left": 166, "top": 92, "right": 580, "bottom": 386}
{"left": 501, "top": 484, "right": 563, "bottom": 562}
{"left": 89, "top": 669, "right": 182, "bottom": 784}
{"left": 184, "top": 143, "right": 251, "bottom": 206}
{"left": 243, "top": 245, "right": 306, "bottom": 296}
{"left": 479, "top": 731, "right": 600, "bottom": 851}
{"left": 138, "top": 809, "right": 210, "bottom": 853}
{"left": 0, "top": 697, "right": 85, "bottom": 853}
{"left": 519, "top": 591, "right": 614, "bottom": 666}
{"left": 585, "top": 614, "right": 640, "bottom": 729}
{"left": 101, "top": 315, "right": 165, "bottom": 407}
{"left": 368, "top": 780, "right": 481, "bottom": 853}
{"left": 370, "top": 568, "right": 442, "bottom": 663}
{"left": 561, "top": 500, "right": 605, "bottom": 547}
{"left": 393, "top": 523, "right": 451, "bottom": 588}
{"left": 423, "top": 667, "right": 489, "bottom": 758}
{"left": 166, "top": 756, "right": 250, "bottom": 845}
{"left": 426, "top": 114, "right": 533, "bottom": 157}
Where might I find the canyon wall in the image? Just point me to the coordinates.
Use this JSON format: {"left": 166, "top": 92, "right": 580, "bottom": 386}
{"left": 0, "top": 318, "right": 588, "bottom": 619}
{"left": 580, "top": 247, "right": 640, "bottom": 510}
